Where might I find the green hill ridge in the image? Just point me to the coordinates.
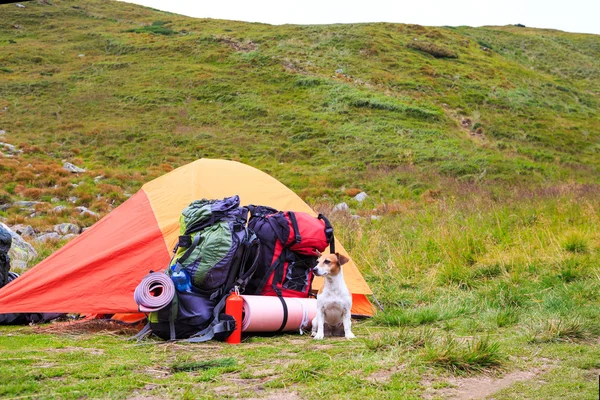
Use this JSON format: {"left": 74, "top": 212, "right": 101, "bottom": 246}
{"left": 1, "top": 0, "right": 598, "bottom": 204}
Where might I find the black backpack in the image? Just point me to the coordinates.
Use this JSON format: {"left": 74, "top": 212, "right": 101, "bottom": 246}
{"left": 0, "top": 226, "right": 12, "bottom": 288}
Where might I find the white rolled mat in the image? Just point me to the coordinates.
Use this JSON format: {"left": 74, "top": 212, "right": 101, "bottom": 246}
{"left": 240, "top": 295, "right": 317, "bottom": 332}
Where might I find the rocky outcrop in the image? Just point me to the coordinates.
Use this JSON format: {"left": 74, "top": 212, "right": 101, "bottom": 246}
{"left": 63, "top": 162, "right": 86, "bottom": 173}
{"left": 54, "top": 223, "right": 79, "bottom": 235}
{"left": 0, "top": 223, "right": 37, "bottom": 267}
{"left": 353, "top": 192, "right": 368, "bottom": 202}
{"left": 35, "top": 232, "right": 61, "bottom": 243}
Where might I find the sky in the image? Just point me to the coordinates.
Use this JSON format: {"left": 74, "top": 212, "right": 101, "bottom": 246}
{"left": 121, "top": 0, "right": 600, "bottom": 35}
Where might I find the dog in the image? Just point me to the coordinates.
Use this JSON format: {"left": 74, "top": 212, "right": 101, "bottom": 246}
{"left": 311, "top": 252, "right": 355, "bottom": 340}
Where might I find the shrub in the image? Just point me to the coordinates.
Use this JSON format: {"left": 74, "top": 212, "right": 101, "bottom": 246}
{"left": 563, "top": 234, "right": 589, "bottom": 254}
{"left": 525, "top": 316, "right": 599, "bottom": 343}
{"left": 21, "top": 188, "right": 44, "bottom": 200}
{"left": 127, "top": 24, "right": 176, "bottom": 36}
{"left": 14, "top": 170, "right": 36, "bottom": 183}
{"left": 494, "top": 309, "right": 519, "bottom": 327}
{"left": 423, "top": 337, "right": 503, "bottom": 372}
{"left": 364, "top": 327, "right": 435, "bottom": 351}
{"left": 345, "top": 188, "right": 363, "bottom": 197}
{"left": 0, "top": 189, "right": 11, "bottom": 204}
{"left": 407, "top": 41, "right": 458, "bottom": 58}
{"left": 4, "top": 182, "right": 16, "bottom": 195}
{"left": 295, "top": 77, "right": 326, "bottom": 87}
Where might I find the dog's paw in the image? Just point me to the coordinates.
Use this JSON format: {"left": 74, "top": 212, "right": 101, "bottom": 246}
{"left": 311, "top": 330, "right": 317, "bottom": 337}
{"left": 313, "top": 332, "right": 324, "bottom": 340}
{"left": 345, "top": 331, "right": 356, "bottom": 340}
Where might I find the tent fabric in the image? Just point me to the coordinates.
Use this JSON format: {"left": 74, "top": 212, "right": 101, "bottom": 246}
{"left": 0, "top": 159, "right": 374, "bottom": 316}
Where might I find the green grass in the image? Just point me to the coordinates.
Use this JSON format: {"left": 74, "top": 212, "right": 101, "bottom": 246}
{"left": 0, "top": 0, "right": 599, "bottom": 398}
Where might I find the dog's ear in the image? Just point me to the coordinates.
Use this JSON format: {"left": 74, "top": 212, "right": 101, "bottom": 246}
{"left": 336, "top": 253, "right": 349, "bottom": 265}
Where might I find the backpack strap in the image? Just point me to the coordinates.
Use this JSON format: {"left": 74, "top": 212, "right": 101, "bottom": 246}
{"left": 233, "top": 232, "right": 261, "bottom": 293}
{"left": 133, "top": 322, "right": 153, "bottom": 341}
{"left": 318, "top": 214, "right": 335, "bottom": 254}
{"left": 254, "top": 251, "right": 285, "bottom": 295}
{"left": 287, "top": 212, "right": 302, "bottom": 244}
{"left": 184, "top": 216, "right": 218, "bottom": 236}
{"left": 274, "top": 287, "right": 288, "bottom": 333}
{"left": 168, "top": 310, "right": 176, "bottom": 341}
{"left": 248, "top": 205, "right": 278, "bottom": 218}
{"left": 173, "top": 234, "right": 202, "bottom": 272}
{"left": 186, "top": 294, "right": 235, "bottom": 343}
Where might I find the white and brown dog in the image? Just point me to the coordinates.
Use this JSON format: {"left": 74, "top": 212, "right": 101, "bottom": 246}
{"left": 311, "top": 252, "right": 355, "bottom": 340}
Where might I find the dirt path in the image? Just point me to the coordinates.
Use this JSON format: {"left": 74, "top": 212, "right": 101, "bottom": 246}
{"left": 423, "top": 363, "right": 554, "bottom": 399}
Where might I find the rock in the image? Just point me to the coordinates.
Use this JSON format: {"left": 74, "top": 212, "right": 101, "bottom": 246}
{"left": 0, "top": 130, "right": 5, "bottom": 136}
{"left": 67, "top": 196, "right": 78, "bottom": 203}
{"left": 332, "top": 202, "right": 349, "bottom": 212}
{"left": 54, "top": 223, "right": 79, "bottom": 235}
{"left": 78, "top": 54, "right": 85, "bottom": 58}
{"left": 10, "top": 260, "right": 28, "bottom": 272}
{"left": 76, "top": 206, "right": 98, "bottom": 218}
{"left": 63, "top": 162, "right": 86, "bottom": 173}
{"left": 61, "top": 234, "right": 78, "bottom": 241}
{"left": 51, "top": 197, "right": 60, "bottom": 203}
{"left": 94, "top": 175, "right": 104, "bottom": 183}
{"left": 13, "top": 201, "right": 44, "bottom": 208}
{"left": 35, "top": 232, "right": 60, "bottom": 243}
{"left": 353, "top": 192, "right": 368, "bottom": 202}
{"left": 11, "top": 224, "right": 35, "bottom": 237}
{"left": 82, "top": 209, "right": 99, "bottom": 217}
{"left": 52, "top": 205, "right": 67, "bottom": 213}
{"left": 0, "top": 223, "right": 37, "bottom": 265}
{"left": 335, "top": 68, "right": 344, "bottom": 74}
{"left": 16, "top": 3, "right": 25, "bottom": 8}
{"left": 0, "top": 142, "right": 22, "bottom": 154}
{"left": 370, "top": 215, "right": 382, "bottom": 221}
{"left": 351, "top": 215, "right": 362, "bottom": 220}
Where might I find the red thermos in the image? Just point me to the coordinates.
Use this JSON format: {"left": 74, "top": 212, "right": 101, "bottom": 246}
{"left": 225, "top": 292, "right": 243, "bottom": 344}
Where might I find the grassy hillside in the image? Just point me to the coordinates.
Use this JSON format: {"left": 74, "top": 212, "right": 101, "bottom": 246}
{"left": 1, "top": 1, "right": 600, "bottom": 399}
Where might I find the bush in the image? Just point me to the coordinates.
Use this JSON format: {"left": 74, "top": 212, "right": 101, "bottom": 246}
{"left": 407, "top": 41, "right": 458, "bottom": 59}
{"left": 423, "top": 336, "right": 503, "bottom": 372}
{"left": 525, "top": 316, "right": 599, "bottom": 343}
{"left": 295, "top": 77, "right": 326, "bottom": 87}
{"left": 563, "top": 234, "right": 589, "bottom": 254}
{"left": 127, "top": 23, "right": 176, "bottom": 36}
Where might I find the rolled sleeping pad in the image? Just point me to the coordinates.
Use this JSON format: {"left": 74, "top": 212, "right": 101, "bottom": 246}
{"left": 134, "top": 272, "right": 175, "bottom": 313}
{"left": 240, "top": 295, "right": 317, "bottom": 333}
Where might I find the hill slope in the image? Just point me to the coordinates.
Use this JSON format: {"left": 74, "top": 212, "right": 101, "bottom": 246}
{"left": 0, "top": 0, "right": 599, "bottom": 208}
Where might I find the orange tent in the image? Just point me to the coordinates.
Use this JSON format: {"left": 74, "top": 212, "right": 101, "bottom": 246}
{"left": 0, "top": 159, "right": 374, "bottom": 316}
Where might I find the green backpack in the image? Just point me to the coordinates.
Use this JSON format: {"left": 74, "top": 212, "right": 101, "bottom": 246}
{"left": 144, "top": 195, "right": 259, "bottom": 341}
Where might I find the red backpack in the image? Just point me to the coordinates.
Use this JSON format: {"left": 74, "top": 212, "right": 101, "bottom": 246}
{"left": 245, "top": 206, "right": 335, "bottom": 300}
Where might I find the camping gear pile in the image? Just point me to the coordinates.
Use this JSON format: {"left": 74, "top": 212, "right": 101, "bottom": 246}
{"left": 134, "top": 195, "right": 334, "bottom": 342}
{"left": 0, "top": 159, "right": 374, "bottom": 333}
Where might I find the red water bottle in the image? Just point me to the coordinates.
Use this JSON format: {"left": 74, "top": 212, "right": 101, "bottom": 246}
{"left": 225, "top": 289, "right": 243, "bottom": 344}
